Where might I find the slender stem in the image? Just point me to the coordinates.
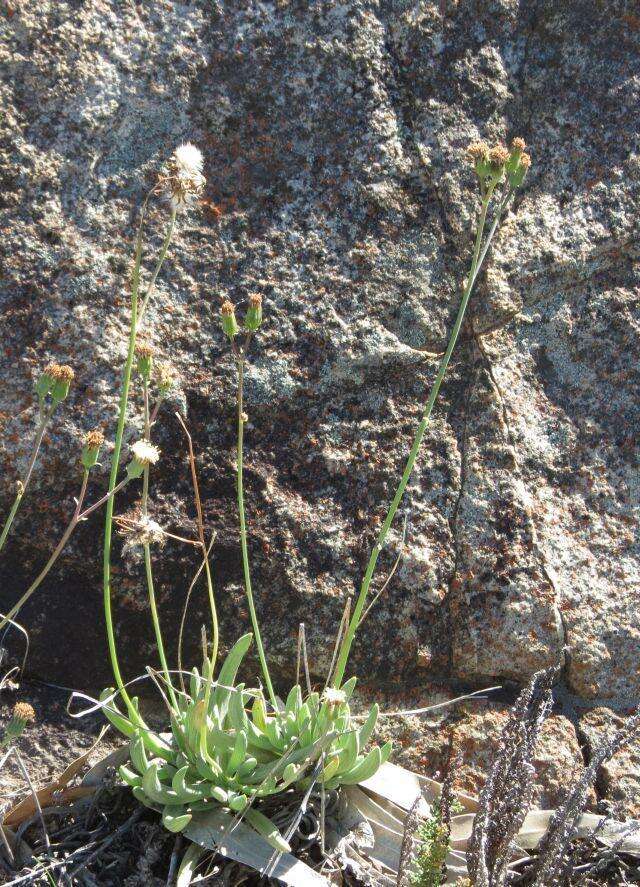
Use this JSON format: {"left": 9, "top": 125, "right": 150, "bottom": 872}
{"left": 468, "top": 186, "right": 512, "bottom": 293}
{"left": 0, "top": 475, "right": 132, "bottom": 634}
{"left": 332, "top": 193, "right": 494, "bottom": 688}
{"left": 236, "top": 356, "right": 276, "bottom": 708}
{"left": 175, "top": 413, "right": 218, "bottom": 672}
{"left": 137, "top": 209, "right": 176, "bottom": 328}
{"left": 0, "top": 496, "right": 23, "bottom": 556}
{"left": 0, "top": 472, "right": 88, "bottom": 632}
{"left": 102, "top": 197, "right": 148, "bottom": 723}
{"left": 103, "top": 193, "right": 175, "bottom": 723}
{"left": 141, "top": 380, "right": 178, "bottom": 709}
{"left": 0, "top": 404, "right": 55, "bottom": 554}
{"left": 79, "top": 476, "right": 130, "bottom": 520}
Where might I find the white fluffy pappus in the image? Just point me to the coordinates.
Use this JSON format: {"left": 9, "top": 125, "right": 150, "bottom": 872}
{"left": 130, "top": 439, "right": 161, "bottom": 466}
{"left": 173, "top": 143, "right": 204, "bottom": 176}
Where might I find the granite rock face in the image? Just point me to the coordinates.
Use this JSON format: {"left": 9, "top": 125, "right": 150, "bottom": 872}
{"left": 0, "top": 0, "right": 638, "bottom": 757}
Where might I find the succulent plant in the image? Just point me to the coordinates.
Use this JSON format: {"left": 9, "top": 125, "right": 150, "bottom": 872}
{"left": 101, "top": 633, "right": 391, "bottom": 850}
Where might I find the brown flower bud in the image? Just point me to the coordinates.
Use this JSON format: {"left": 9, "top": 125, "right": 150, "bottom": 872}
{"left": 488, "top": 145, "right": 510, "bottom": 167}
{"left": 467, "top": 141, "right": 489, "bottom": 164}
{"left": 13, "top": 702, "right": 35, "bottom": 723}
{"left": 43, "top": 363, "right": 75, "bottom": 403}
{"left": 82, "top": 429, "right": 105, "bottom": 470}
{"left": 136, "top": 341, "right": 154, "bottom": 381}
{"left": 221, "top": 300, "right": 239, "bottom": 339}
{"left": 244, "top": 293, "right": 263, "bottom": 332}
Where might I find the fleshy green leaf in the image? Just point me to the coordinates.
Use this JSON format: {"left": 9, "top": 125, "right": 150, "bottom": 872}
{"left": 162, "top": 805, "right": 192, "bottom": 833}
{"left": 357, "top": 703, "right": 379, "bottom": 749}
{"left": 211, "top": 633, "right": 253, "bottom": 718}
{"left": 177, "top": 842, "right": 204, "bottom": 887}
{"left": 244, "top": 807, "right": 291, "bottom": 853}
{"left": 339, "top": 745, "right": 382, "bottom": 785}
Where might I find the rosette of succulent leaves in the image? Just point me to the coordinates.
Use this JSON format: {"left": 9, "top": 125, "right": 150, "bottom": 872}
{"left": 101, "top": 633, "right": 390, "bottom": 851}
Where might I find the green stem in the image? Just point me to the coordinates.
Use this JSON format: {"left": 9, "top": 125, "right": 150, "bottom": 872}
{"left": 332, "top": 194, "right": 494, "bottom": 688}
{"left": 236, "top": 357, "right": 276, "bottom": 708}
{"left": 137, "top": 210, "right": 176, "bottom": 328}
{"left": 141, "top": 380, "right": 178, "bottom": 709}
{"left": 102, "top": 191, "right": 169, "bottom": 724}
{"left": 469, "top": 187, "right": 512, "bottom": 293}
{"left": 0, "top": 405, "right": 55, "bottom": 554}
{"left": 0, "top": 496, "right": 22, "bottom": 557}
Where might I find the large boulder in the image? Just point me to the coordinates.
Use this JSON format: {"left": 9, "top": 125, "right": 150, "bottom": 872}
{"left": 0, "top": 0, "right": 638, "bottom": 722}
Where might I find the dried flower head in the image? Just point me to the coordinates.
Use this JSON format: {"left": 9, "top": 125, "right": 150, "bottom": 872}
{"left": 244, "top": 293, "right": 263, "bottom": 332}
{"left": 45, "top": 363, "right": 74, "bottom": 383}
{"left": 488, "top": 144, "right": 510, "bottom": 167}
{"left": 467, "top": 141, "right": 489, "bottom": 163}
{"left": 136, "top": 341, "right": 154, "bottom": 359}
{"left": 164, "top": 143, "right": 206, "bottom": 211}
{"left": 39, "top": 362, "right": 75, "bottom": 403}
{"left": 221, "top": 300, "right": 239, "bottom": 339}
{"left": 13, "top": 702, "right": 35, "bottom": 723}
{"left": 136, "top": 340, "right": 154, "bottom": 380}
{"left": 519, "top": 152, "right": 531, "bottom": 169}
{"left": 156, "top": 361, "right": 178, "bottom": 395}
{"left": 322, "top": 687, "right": 347, "bottom": 707}
{"left": 511, "top": 137, "right": 526, "bottom": 152}
{"left": 84, "top": 429, "right": 105, "bottom": 450}
{"left": 120, "top": 514, "right": 166, "bottom": 554}
{"left": 81, "top": 428, "right": 105, "bottom": 469}
{"left": 131, "top": 440, "right": 160, "bottom": 467}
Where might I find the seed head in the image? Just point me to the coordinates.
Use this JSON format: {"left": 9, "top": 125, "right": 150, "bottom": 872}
{"left": 164, "top": 143, "right": 206, "bottom": 212}
{"left": 520, "top": 152, "right": 531, "bottom": 169}
{"left": 127, "top": 440, "right": 161, "bottom": 478}
{"left": 13, "top": 702, "right": 35, "bottom": 723}
{"left": 511, "top": 137, "right": 526, "bottom": 153}
{"left": 173, "top": 143, "right": 204, "bottom": 176}
{"left": 120, "top": 514, "right": 166, "bottom": 554}
{"left": 131, "top": 440, "right": 160, "bottom": 466}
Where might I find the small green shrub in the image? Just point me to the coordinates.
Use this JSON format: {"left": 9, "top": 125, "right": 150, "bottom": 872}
{"left": 409, "top": 799, "right": 449, "bottom": 887}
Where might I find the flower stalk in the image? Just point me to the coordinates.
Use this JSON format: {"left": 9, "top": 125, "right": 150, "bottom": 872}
{"left": 141, "top": 378, "right": 178, "bottom": 709}
{"left": 235, "top": 349, "right": 277, "bottom": 709}
{"left": 0, "top": 399, "right": 58, "bottom": 554}
{"left": 103, "top": 194, "right": 175, "bottom": 724}
{"left": 0, "top": 471, "right": 130, "bottom": 633}
{"left": 331, "top": 139, "right": 529, "bottom": 687}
